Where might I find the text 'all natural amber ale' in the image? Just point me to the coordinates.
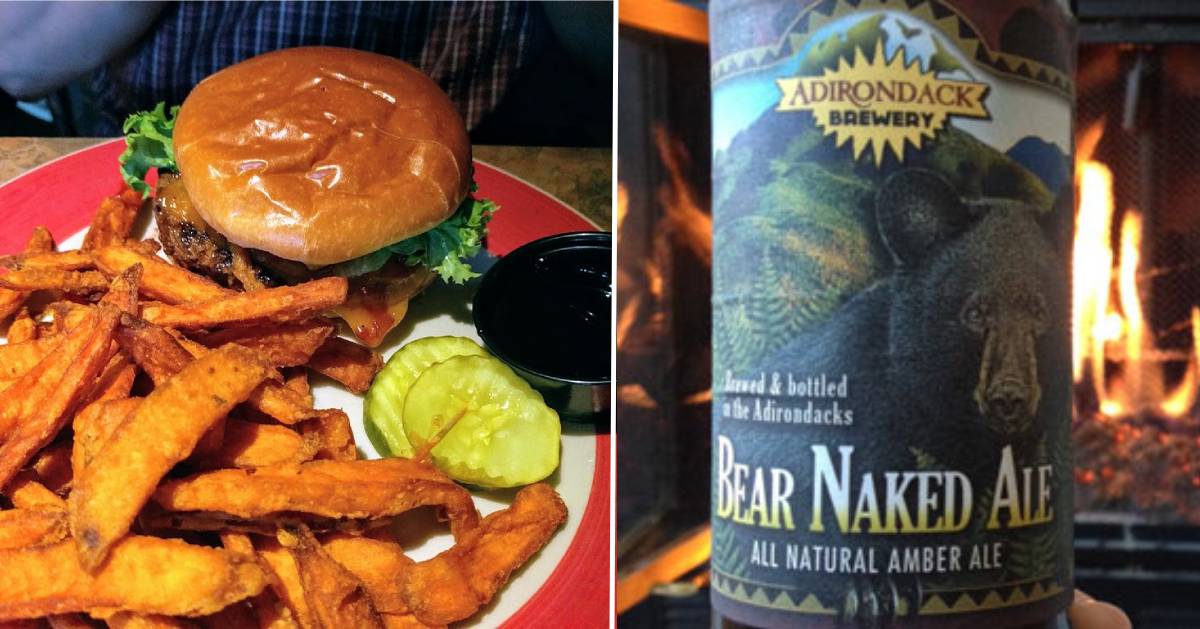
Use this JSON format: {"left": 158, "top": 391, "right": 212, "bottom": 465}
{"left": 709, "top": 1, "right": 1076, "bottom": 627}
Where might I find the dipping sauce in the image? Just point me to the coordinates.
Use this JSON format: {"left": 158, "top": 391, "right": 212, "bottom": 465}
{"left": 474, "top": 232, "right": 611, "bottom": 384}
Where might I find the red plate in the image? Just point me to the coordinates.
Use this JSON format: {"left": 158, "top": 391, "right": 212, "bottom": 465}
{"left": 0, "top": 139, "right": 610, "bottom": 628}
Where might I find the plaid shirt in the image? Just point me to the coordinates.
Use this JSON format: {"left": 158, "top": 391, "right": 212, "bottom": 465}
{"left": 90, "top": 1, "right": 546, "bottom": 135}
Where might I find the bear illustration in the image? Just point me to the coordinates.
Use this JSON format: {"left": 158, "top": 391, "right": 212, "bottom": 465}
{"left": 733, "top": 168, "right": 1072, "bottom": 621}
{"left": 755, "top": 168, "right": 1070, "bottom": 472}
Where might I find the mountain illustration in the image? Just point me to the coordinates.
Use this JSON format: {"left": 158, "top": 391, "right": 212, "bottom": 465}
{"left": 1006, "top": 136, "right": 1070, "bottom": 193}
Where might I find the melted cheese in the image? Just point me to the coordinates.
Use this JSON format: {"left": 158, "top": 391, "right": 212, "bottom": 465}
{"left": 334, "top": 297, "right": 409, "bottom": 348}
{"left": 332, "top": 264, "right": 434, "bottom": 347}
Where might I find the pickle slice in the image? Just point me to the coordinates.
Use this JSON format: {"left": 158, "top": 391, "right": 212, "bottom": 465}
{"left": 403, "top": 355, "right": 561, "bottom": 488}
{"left": 364, "top": 336, "right": 488, "bottom": 457}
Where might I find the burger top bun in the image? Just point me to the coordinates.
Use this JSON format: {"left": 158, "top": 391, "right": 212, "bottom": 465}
{"left": 173, "top": 47, "right": 472, "bottom": 266}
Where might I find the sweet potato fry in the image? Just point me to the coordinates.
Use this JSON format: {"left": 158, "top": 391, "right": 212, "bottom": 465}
{"left": 0, "top": 336, "right": 57, "bottom": 383}
{"left": 7, "top": 471, "right": 66, "bottom": 510}
{"left": 71, "top": 398, "right": 141, "bottom": 481}
{"left": 196, "top": 322, "right": 334, "bottom": 368}
{"left": 0, "top": 291, "right": 25, "bottom": 325}
{"left": 113, "top": 316, "right": 193, "bottom": 385}
{"left": 116, "top": 317, "right": 316, "bottom": 425}
{"left": 299, "top": 410, "right": 356, "bottom": 461}
{"left": 254, "top": 539, "right": 312, "bottom": 629}
{"left": 0, "top": 229, "right": 56, "bottom": 323}
{"left": 70, "top": 344, "right": 274, "bottom": 570}
{"left": 283, "top": 370, "right": 313, "bottom": 407}
{"left": 0, "top": 508, "right": 68, "bottom": 549}
{"left": 217, "top": 533, "right": 302, "bottom": 629}
{"left": 319, "top": 533, "right": 413, "bottom": 615}
{"left": 399, "top": 483, "right": 567, "bottom": 626}
{"left": 99, "top": 265, "right": 142, "bottom": 315}
{"left": 176, "top": 334, "right": 320, "bottom": 427}
{"left": 0, "top": 291, "right": 26, "bottom": 325}
{"left": 78, "top": 355, "right": 137, "bottom": 408}
{"left": 276, "top": 525, "right": 383, "bottom": 629}
{"left": 39, "top": 302, "right": 96, "bottom": 338}
{"left": 0, "top": 536, "right": 268, "bottom": 619}
{"left": 0, "top": 269, "right": 109, "bottom": 295}
{"left": 30, "top": 443, "right": 73, "bottom": 495}
{"left": 6, "top": 308, "right": 36, "bottom": 343}
{"left": 219, "top": 531, "right": 256, "bottom": 557}
{"left": 0, "top": 251, "right": 95, "bottom": 272}
{"left": 153, "top": 459, "right": 480, "bottom": 540}
{"left": 0, "top": 306, "right": 119, "bottom": 488}
{"left": 243, "top": 385, "right": 318, "bottom": 426}
{"left": 82, "top": 190, "right": 142, "bottom": 252}
{"left": 93, "top": 246, "right": 229, "bottom": 305}
{"left": 141, "top": 278, "right": 347, "bottom": 330}
{"left": 193, "top": 420, "right": 317, "bottom": 470}
{"left": 24, "top": 227, "right": 55, "bottom": 255}
{"left": 306, "top": 337, "right": 382, "bottom": 394}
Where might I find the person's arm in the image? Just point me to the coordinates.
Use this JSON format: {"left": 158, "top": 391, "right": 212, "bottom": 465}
{"left": 0, "top": 2, "right": 165, "bottom": 100}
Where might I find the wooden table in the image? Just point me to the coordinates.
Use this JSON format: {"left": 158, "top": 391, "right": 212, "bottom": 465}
{"left": 0, "top": 138, "right": 612, "bottom": 230}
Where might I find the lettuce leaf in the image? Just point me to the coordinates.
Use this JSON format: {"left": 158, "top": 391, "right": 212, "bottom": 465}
{"left": 119, "top": 103, "right": 179, "bottom": 197}
{"left": 323, "top": 195, "right": 497, "bottom": 284}
{"left": 389, "top": 195, "right": 497, "bottom": 283}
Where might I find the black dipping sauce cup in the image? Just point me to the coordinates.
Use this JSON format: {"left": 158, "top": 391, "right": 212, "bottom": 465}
{"left": 473, "top": 232, "right": 612, "bottom": 423}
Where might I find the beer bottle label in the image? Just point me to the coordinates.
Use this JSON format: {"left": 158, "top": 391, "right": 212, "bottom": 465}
{"left": 709, "top": 1, "right": 1075, "bottom": 626}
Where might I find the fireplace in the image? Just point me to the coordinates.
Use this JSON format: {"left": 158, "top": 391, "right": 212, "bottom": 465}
{"left": 617, "top": 2, "right": 1200, "bottom": 627}
{"left": 1067, "top": 6, "right": 1200, "bottom": 624}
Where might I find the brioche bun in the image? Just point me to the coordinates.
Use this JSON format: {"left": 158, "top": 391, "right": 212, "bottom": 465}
{"left": 173, "top": 46, "right": 471, "bottom": 266}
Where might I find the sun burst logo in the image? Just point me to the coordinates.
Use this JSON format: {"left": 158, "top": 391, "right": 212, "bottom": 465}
{"left": 775, "top": 43, "right": 990, "bottom": 164}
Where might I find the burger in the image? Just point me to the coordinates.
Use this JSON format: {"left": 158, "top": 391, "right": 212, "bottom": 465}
{"left": 118, "top": 47, "right": 495, "bottom": 347}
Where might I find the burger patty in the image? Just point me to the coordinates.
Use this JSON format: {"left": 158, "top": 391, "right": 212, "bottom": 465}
{"left": 154, "top": 173, "right": 280, "bottom": 289}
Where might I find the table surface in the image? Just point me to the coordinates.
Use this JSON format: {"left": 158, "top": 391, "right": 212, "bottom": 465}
{"left": 0, "top": 138, "right": 612, "bottom": 230}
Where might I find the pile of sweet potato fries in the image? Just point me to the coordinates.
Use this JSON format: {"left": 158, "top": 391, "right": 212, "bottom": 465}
{"left": 0, "top": 190, "right": 566, "bottom": 628}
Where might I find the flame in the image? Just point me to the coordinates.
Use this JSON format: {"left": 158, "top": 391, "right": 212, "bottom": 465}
{"left": 1073, "top": 161, "right": 1114, "bottom": 384}
{"left": 1162, "top": 307, "right": 1200, "bottom": 417}
{"left": 617, "top": 383, "right": 658, "bottom": 410}
{"left": 1074, "top": 147, "right": 1200, "bottom": 419}
{"left": 616, "top": 293, "right": 640, "bottom": 349}
{"left": 654, "top": 127, "right": 712, "bottom": 266}
{"left": 1116, "top": 210, "right": 1151, "bottom": 409}
{"left": 615, "top": 181, "right": 638, "bottom": 350}
{"left": 617, "top": 182, "right": 629, "bottom": 232}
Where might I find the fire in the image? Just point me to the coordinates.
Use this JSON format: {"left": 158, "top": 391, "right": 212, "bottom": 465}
{"left": 1073, "top": 149, "right": 1200, "bottom": 419}
{"left": 653, "top": 127, "right": 712, "bottom": 266}
{"left": 1072, "top": 161, "right": 1114, "bottom": 384}
{"left": 617, "top": 181, "right": 629, "bottom": 233}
